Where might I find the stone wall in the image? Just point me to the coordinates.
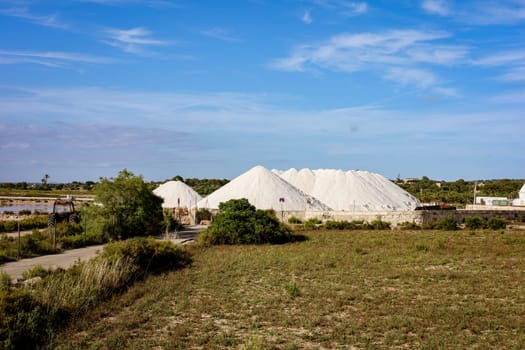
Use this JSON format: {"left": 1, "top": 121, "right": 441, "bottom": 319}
{"left": 281, "top": 209, "right": 525, "bottom": 227}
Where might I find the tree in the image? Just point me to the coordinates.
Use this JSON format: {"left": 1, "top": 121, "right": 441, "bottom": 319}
{"left": 198, "top": 198, "right": 292, "bottom": 245}
{"left": 94, "top": 169, "right": 163, "bottom": 239}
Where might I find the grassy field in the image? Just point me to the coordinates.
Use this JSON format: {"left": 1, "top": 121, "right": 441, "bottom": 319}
{"left": 54, "top": 229, "right": 525, "bottom": 349}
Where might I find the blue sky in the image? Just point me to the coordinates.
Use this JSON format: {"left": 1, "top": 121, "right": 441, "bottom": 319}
{"left": 0, "top": 0, "right": 524, "bottom": 182}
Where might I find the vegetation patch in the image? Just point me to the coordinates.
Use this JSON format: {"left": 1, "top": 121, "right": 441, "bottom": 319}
{"left": 198, "top": 198, "right": 294, "bottom": 245}
{"left": 0, "top": 238, "right": 191, "bottom": 350}
{"left": 52, "top": 229, "right": 525, "bottom": 349}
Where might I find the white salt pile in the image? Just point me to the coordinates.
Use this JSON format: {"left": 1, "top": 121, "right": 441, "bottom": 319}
{"left": 197, "top": 166, "right": 332, "bottom": 211}
{"left": 153, "top": 180, "right": 203, "bottom": 208}
{"left": 274, "top": 168, "right": 420, "bottom": 211}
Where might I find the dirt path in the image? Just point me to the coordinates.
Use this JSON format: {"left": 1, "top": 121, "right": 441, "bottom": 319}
{"left": 1, "top": 245, "right": 104, "bottom": 282}
{"left": 0, "top": 225, "right": 206, "bottom": 282}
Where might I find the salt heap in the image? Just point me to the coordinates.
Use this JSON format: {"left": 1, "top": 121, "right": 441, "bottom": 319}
{"left": 153, "top": 180, "right": 203, "bottom": 208}
{"left": 197, "top": 166, "right": 331, "bottom": 211}
{"left": 274, "top": 168, "right": 420, "bottom": 211}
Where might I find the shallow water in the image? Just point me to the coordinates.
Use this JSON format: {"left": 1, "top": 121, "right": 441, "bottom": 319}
{"left": 0, "top": 205, "right": 52, "bottom": 213}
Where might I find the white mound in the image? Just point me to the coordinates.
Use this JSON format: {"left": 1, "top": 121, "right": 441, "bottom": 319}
{"left": 275, "top": 168, "right": 420, "bottom": 211}
{"left": 198, "top": 165, "right": 331, "bottom": 211}
{"left": 153, "top": 180, "right": 203, "bottom": 208}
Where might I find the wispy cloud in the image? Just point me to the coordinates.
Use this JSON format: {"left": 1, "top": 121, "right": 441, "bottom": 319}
{"left": 421, "top": 0, "right": 450, "bottom": 16}
{"left": 103, "top": 27, "right": 170, "bottom": 53}
{"left": 384, "top": 67, "right": 438, "bottom": 88}
{"left": 201, "top": 27, "right": 241, "bottom": 42}
{"left": 301, "top": 9, "right": 313, "bottom": 24}
{"left": 269, "top": 29, "right": 465, "bottom": 73}
{"left": 492, "top": 89, "right": 525, "bottom": 104}
{"left": 0, "top": 50, "right": 113, "bottom": 67}
{"left": 312, "top": 1, "right": 368, "bottom": 17}
{"left": 0, "top": 7, "right": 68, "bottom": 29}
{"left": 458, "top": 0, "right": 525, "bottom": 25}
{"left": 474, "top": 49, "right": 525, "bottom": 66}
{"left": 497, "top": 66, "right": 525, "bottom": 82}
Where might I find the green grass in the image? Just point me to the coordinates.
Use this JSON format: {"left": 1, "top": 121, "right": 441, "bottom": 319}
{"left": 53, "top": 229, "right": 525, "bottom": 349}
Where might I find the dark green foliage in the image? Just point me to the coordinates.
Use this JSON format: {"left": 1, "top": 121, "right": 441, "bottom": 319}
{"left": 288, "top": 216, "right": 302, "bottom": 224}
{"left": 367, "top": 219, "right": 391, "bottom": 230}
{"left": 182, "top": 178, "right": 230, "bottom": 197}
{"left": 198, "top": 199, "right": 292, "bottom": 245}
{"left": 464, "top": 216, "right": 507, "bottom": 230}
{"left": 425, "top": 216, "right": 458, "bottom": 230}
{"left": 196, "top": 208, "right": 212, "bottom": 222}
{"left": 303, "top": 218, "right": 322, "bottom": 230}
{"left": 464, "top": 217, "right": 485, "bottom": 230}
{"left": 0, "top": 289, "right": 50, "bottom": 350}
{"left": 486, "top": 217, "right": 507, "bottom": 230}
{"left": 397, "top": 177, "right": 524, "bottom": 207}
{"left": 323, "top": 220, "right": 360, "bottom": 230}
{"left": 322, "top": 219, "right": 391, "bottom": 230}
{"left": 95, "top": 169, "right": 164, "bottom": 239}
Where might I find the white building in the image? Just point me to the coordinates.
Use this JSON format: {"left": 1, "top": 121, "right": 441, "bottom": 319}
{"left": 475, "top": 196, "right": 509, "bottom": 206}
{"left": 512, "top": 183, "right": 525, "bottom": 207}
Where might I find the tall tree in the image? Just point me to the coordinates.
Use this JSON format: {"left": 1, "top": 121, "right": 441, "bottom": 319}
{"left": 94, "top": 169, "right": 163, "bottom": 239}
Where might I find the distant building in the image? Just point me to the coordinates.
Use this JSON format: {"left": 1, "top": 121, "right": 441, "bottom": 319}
{"left": 512, "top": 183, "right": 525, "bottom": 207}
{"left": 404, "top": 178, "right": 419, "bottom": 184}
{"left": 475, "top": 196, "right": 510, "bottom": 206}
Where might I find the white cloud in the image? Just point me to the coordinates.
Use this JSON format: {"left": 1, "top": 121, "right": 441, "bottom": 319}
{"left": 0, "top": 7, "right": 68, "bottom": 29}
{"left": 269, "top": 29, "right": 463, "bottom": 73}
{"left": 384, "top": 67, "right": 438, "bottom": 88}
{"left": 474, "top": 49, "right": 525, "bottom": 66}
{"left": 421, "top": 0, "right": 450, "bottom": 16}
{"left": 301, "top": 9, "right": 313, "bottom": 24}
{"left": 0, "top": 50, "right": 113, "bottom": 67}
{"left": 103, "top": 27, "right": 169, "bottom": 54}
{"left": 497, "top": 66, "right": 525, "bottom": 82}
{"left": 201, "top": 27, "right": 241, "bottom": 42}
{"left": 311, "top": 1, "right": 368, "bottom": 17}
{"left": 458, "top": 0, "right": 525, "bottom": 25}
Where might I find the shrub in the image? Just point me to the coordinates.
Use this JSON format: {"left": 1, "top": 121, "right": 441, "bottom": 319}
{"left": 367, "top": 219, "right": 391, "bottom": 230}
{"left": 397, "top": 221, "right": 421, "bottom": 230}
{"left": 198, "top": 199, "right": 292, "bottom": 245}
{"left": 100, "top": 238, "right": 192, "bottom": 278}
{"left": 430, "top": 216, "right": 458, "bottom": 231}
{"left": 465, "top": 217, "right": 485, "bottom": 230}
{"left": 487, "top": 217, "right": 507, "bottom": 230}
{"left": 323, "top": 220, "right": 359, "bottom": 230}
{"left": 288, "top": 216, "right": 302, "bottom": 224}
{"left": 303, "top": 218, "right": 322, "bottom": 230}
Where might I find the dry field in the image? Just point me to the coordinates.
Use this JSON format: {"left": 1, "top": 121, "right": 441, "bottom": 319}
{"left": 54, "top": 229, "right": 525, "bottom": 349}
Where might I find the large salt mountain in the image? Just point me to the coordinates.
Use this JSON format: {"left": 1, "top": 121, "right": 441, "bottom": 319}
{"left": 197, "top": 166, "right": 331, "bottom": 211}
{"left": 273, "top": 168, "right": 421, "bottom": 211}
{"left": 153, "top": 180, "right": 203, "bottom": 208}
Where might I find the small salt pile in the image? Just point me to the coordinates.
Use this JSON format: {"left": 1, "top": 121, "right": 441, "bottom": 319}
{"left": 153, "top": 180, "right": 203, "bottom": 208}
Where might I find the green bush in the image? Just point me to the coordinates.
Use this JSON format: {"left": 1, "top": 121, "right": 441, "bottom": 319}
{"left": 288, "top": 216, "right": 302, "bottom": 224}
{"left": 100, "top": 238, "right": 192, "bottom": 278}
{"left": 198, "top": 199, "right": 292, "bottom": 245}
{"left": 428, "top": 217, "right": 458, "bottom": 231}
{"left": 367, "top": 219, "right": 391, "bottom": 230}
{"left": 487, "top": 217, "right": 507, "bottom": 230}
{"left": 303, "top": 218, "right": 322, "bottom": 230}
{"left": 323, "top": 220, "right": 359, "bottom": 230}
{"left": 465, "top": 217, "right": 485, "bottom": 230}
{"left": 397, "top": 221, "right": 421, "bottom": 230}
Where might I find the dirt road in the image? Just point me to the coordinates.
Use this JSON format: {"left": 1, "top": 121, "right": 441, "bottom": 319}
{"left": 0, "top": 225, "right": 206, "bottom": 282}
{"left": 1, "top": 245, "right": 104, "bottom": 282}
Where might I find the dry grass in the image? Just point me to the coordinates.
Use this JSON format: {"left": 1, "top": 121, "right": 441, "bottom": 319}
{"left": 54, "top": 229, "right": 525, "bottom": 349}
